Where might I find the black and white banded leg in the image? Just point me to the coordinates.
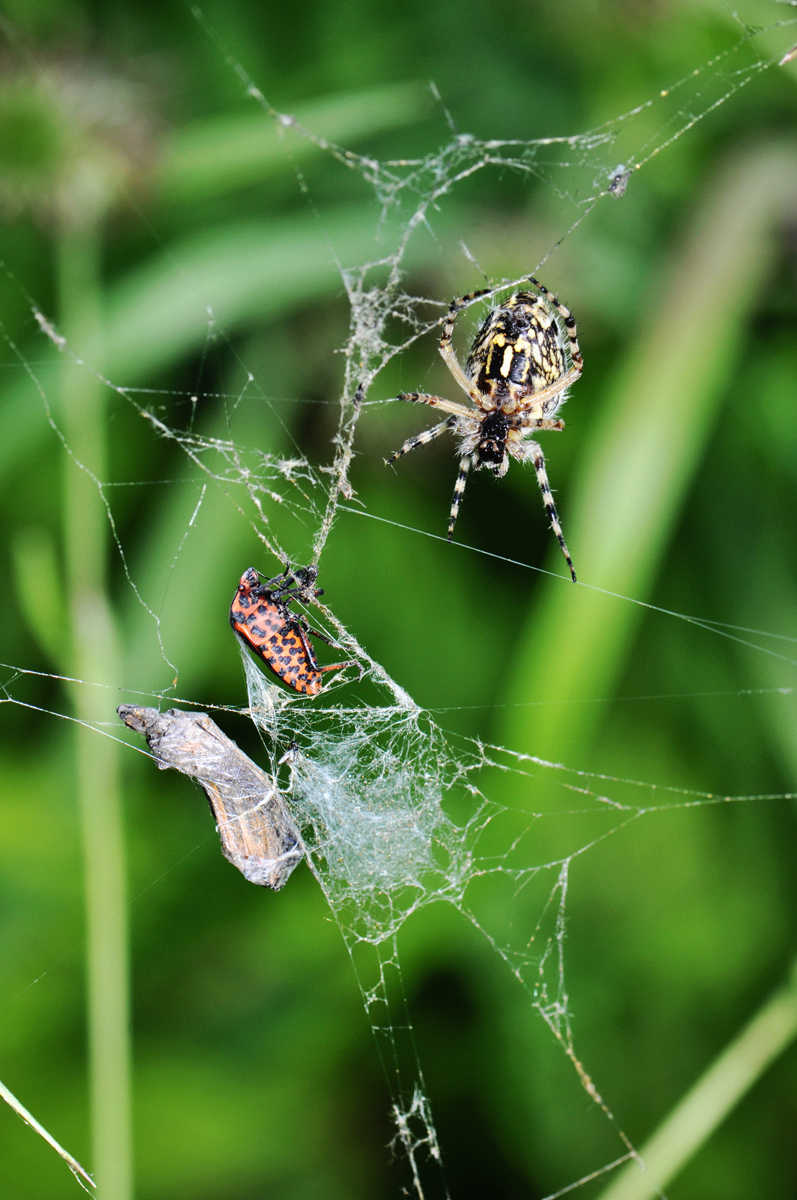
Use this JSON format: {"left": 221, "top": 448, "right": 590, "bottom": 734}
{"left": 398, "top": 391, "right": 474, "bottom": 420}
{"left": 386, "top": 415, "right": 457, "bottom": 465}
{"left": 438, "top": 287, "right": 494, "bottom": 403}
{"left": 448, "top": 454, "right": 471, "bottom": 539}
{"left": 526, "top": 276, "right": 584, "bottom": 375}
{"left": 515, "top": 416, "right": 565, "bottom": 433}
{"left": 522, "top": 439, "right": 576, "bottom": 582}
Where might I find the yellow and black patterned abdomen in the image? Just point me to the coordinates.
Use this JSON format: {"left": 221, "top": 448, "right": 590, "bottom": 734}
{"left": 466, "top": 291, "right": 566, "bottom": 407}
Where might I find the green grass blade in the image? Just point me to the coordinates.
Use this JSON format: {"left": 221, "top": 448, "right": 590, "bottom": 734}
{"left": 102, "top": 206, "right": 420, "bottom": 379}
{"left": 0, "top": 201, "right": 426, "bottom": 478}
{"left": 595, "top": 957, "right": 797, "bottom": 1200}
{"left": 0, "top": 1078, "right": 95, "bottom": 1190}
{"left": 57, "top": 224, "right": 132, "bottom": 1200}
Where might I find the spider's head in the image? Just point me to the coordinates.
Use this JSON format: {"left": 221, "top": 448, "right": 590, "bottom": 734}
{"left": 476, "top": 409, "right": 508, "bottom": 472}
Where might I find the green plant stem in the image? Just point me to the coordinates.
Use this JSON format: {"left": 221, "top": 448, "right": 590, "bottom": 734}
{"left": 595, "top": 958, "right": 797, "bottom": 1200}
{"left": 0, "top": 1077, "right": 94, "bottom": 1188}
{"left": 58, "top": 223, "right": 132, "bottom": 1200}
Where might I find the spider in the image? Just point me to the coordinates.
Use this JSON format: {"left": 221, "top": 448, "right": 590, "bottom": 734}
{"left": 386, "top": 277, "right": 582, "bottom": 582}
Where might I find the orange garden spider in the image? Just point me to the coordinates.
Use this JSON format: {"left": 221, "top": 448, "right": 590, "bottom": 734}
{"left": 386, "top": 277, "right": 582, "bottom": 581}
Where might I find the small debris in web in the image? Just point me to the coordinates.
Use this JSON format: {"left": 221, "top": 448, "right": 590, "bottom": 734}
{"left": 608, "top": 164, "right": 632, "bottom": 198}
{"left": 118, "top": 705, "right": 303, "bottom": 890}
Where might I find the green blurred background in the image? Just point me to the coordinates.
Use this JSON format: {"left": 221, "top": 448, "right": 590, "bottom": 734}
{"left": 1, "top": 1, "right": 797, "bottom": 1197}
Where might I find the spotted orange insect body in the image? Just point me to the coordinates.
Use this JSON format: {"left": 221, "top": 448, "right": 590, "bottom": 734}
{"left": 230, "top": 566, "right": 356, "bottom": 696}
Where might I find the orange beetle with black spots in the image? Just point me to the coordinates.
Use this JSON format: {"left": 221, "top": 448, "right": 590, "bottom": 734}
{"left": 230, "top": 565, "right": 358, "bottom": 696}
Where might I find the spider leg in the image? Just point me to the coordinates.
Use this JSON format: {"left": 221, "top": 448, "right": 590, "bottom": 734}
{"left": 513, "top": 416, "right": 565, "bottom": 431}
{"left": 438, "top": 288, "right": 494, "bottom": 404}
{"left": 448, "top": 454, "right": 472, "bottom": 539}
{"left": 386, "top": 415, "right": 457, "bottom": 464}
{"left": 521, "top": 439, "right": 577, "bottom": 583}
{"left": 508, "top": 366, "right": 582, "bottom": 416}
{"left": 523, "top": 276, "right": 584, "bottom": 375}
{"left": 398, "top": 391, "right": 476, "bottom": 420}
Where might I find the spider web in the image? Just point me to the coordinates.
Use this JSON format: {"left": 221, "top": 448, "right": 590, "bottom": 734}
{"left": 2, "top": 5, "right": 797, "bottom": 1196}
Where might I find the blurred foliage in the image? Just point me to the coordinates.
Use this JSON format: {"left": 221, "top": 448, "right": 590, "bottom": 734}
{"left": 1, "top": 2, "right": 797, "bottom": 1199}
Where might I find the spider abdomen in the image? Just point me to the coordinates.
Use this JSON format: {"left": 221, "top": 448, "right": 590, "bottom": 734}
{"left": 466, "top": 291, "right": 567, "bottom": 410}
